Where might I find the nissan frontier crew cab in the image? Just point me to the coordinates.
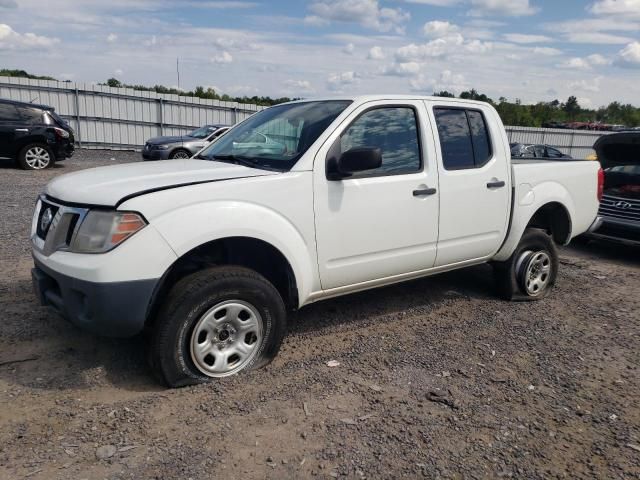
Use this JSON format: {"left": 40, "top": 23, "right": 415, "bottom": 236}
{"left": 31, "top": 96, "right": 602, "bottom": 387}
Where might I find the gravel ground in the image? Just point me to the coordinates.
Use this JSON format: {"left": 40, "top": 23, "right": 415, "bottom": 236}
{"left": 0, "top": 150, "right": 639, "bottom": 480}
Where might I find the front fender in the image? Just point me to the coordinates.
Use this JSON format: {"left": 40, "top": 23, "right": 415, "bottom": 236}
{"left": 493, "top": 181, "right": 575, "bottom": 262}
{"left": 150, "top": 200, "right": 318, "bottom": 306}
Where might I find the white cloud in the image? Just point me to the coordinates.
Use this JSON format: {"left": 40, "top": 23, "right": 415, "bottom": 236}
{"left": 568, "top": 77, "right": 602, "bottom": 92}
{"left": 383, "top": 61, "right": 421, "bottom": 76}
{"left": 396, "top": 34, "right": 464, "bottom": 60}
{"left": 0, "top": 23, "right": 59, "bottom": 49}
{"left": 559, "top": 57, "right": 592, "bottom": 70}
{"left": 327, "top": 71, "right": 360, "bottom": 90}
{"left": 368, "top": 45, "right": 385, "bottom": 59}
{"left": 343, "top": 42, "right": 355, "bottom": 54}
{"left": 410, "top": 69, "right": 468, "bottom": 93}
{"left": 586, "top": 53, "right": 609, "bottom": 65}
{"left": 559, "top": 54, "right": 611, "bottom": 70}
{"left": 107, "top": 33, "right": 117, "bottom": 42}
{"left": 395, "top": 33, "right": 491, "bottom": 61}
{"left": 114, "top": 68, "right": 123, "bottom": 76}
{"left": 0, "top": 0, "right": 17, "bottom": 7}
{"left": 503, "top": 33, "right": 552, "bottom": 44}
{"left": 589, "top": 0, "right": 640, "bottom": 17}
{"left": 615, "top": 41, "right": 640, "bottom": 68}
{"left": 210, "top": 51, "right": 233, "bottom": 63}
{"left": 303, "top": 15, "right": 330, "bottom": 27}
{"left": 565, "top": 32, "right": 635, "bottom": 44}
{"left": 308, "top": 0, "right": 410, "bottom": 34}
{"left": 423, "top": 20, "right": 458, "bottom": 38}
{"left": 576, "top": 96, "right": 593, "bottom": 108}
{"left": 404, "top": 0, "right": 460, "bottom": 5}
{"left": 284, "top": 79, "right": 314, "bottom": 92}
{"left": 533, "top": 46, "right": 562, "bottom": 56}
{"left": 469, "top": 0, "right": 537, "bottom": 17}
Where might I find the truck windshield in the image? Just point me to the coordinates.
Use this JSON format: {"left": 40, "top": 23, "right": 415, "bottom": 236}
{"left": 197, "top": 100, "right": 352, "bottom": 171}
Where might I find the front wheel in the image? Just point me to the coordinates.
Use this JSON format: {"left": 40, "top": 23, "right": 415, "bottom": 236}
{"left": 147, "top": 266, "right": 287, "bottom": 387}
{"left": 493, "top": 228, "right": 558, "bottom": 301}
{"left": 169, "top": 149, "right": 191, "bottom": 159}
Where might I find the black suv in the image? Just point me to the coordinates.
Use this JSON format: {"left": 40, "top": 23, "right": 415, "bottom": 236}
{"left": 0, "top": 99, "right": 75, "bottom": 170}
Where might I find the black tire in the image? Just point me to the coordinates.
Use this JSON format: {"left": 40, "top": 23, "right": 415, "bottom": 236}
{"left": 169, "top": 149, "right": 191, "bottom": 159}
{"left": 17, "top": 143, "right": 55, "bottom": 170}
{"left": 493, "top": 228, "right": 558, "bottom": 301}
{"left": 148, "top": 266, "right": 287, "bottom": 388}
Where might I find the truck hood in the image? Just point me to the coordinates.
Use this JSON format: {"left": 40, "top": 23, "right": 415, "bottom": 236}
{"left": 45, "top": 159, "right": 277, "bottom": 207}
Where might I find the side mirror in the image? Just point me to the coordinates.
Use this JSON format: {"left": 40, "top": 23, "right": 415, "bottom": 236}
{"left": 327, "top": 147, "right": 382, "bottom": 180}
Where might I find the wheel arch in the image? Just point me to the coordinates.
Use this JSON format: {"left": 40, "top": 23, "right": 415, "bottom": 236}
{"left": 494, "top": 184, "right": 575, "bottom": 263}
{"left": 145, "top": 236, "right": 300, "bottom": 328}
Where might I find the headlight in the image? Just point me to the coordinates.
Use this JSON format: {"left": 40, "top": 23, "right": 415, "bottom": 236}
{"left": 153, "top": 145, "right": 170, "bottom": 150}
{"left": 71, "top": 210, "right": 147, "bottom": 253}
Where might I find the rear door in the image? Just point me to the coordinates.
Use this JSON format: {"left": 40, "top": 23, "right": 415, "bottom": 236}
{"left": 0, "top": 103, "right": 20, "bottom": 157}
{"left": 426, "top": 102, "right": 510, "bottom": 266}
{"left": 313, "top": 100, "right": 440, "bottom": 289}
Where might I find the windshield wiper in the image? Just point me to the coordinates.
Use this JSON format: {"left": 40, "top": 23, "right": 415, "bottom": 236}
{"left": 209, "top": 154, "right": 282, "bottom": 172}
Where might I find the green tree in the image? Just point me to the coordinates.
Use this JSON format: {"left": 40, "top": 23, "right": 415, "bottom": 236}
{"left": 563, "top": 96, "right": 580, "bottom": 119}
{"left": 106, "top": 78, "right": 122, "bottom": 88}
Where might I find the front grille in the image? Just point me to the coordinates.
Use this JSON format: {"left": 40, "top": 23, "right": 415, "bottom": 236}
{"left": 32, "top": 196, "right": 88, "bottom": 255}
{"left": 598, "top": 194, "right": 640, "bottom": 223}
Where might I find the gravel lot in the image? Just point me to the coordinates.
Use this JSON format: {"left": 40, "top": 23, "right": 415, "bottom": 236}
{"left": 0, "top": 150, "right": 639, "bottom": 480}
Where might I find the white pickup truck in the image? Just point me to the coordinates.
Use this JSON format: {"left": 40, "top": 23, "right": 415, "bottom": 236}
{"left": 31, "top": 96, "right": 602, "bottom": 387}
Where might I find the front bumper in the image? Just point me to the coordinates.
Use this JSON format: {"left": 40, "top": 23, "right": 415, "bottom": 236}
{"left": 141, "top": 148, "right": 171, "bottom": 160}
{"left": 32, "top": 258, "right": 158, "bottom": 337}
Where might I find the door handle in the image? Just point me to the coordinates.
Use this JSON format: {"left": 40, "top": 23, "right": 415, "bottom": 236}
{"left": 413, "top": 187, "right": 437, "bottom": 197}
{"left": 486, "top": 180, "right": 505, "bottom": 189}
{"left": 15, "top": 128, "right": 29, "bottom": 132}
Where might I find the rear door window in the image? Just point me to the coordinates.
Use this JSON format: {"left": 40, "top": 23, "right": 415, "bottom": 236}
{"left": 16, "top": 106, "right": 44, "bottom": 124}
{"left": 434, "top": 109, "right": 475, "bottom": 170}
{"left": 434, "top": 107, "right": 493, "bottom": 170}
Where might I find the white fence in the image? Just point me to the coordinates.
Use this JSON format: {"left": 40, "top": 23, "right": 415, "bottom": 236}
{"left": 505, "top": 126, "right": 603, "bottom": 159}
{"left": 0, "top": 76, "right": 264, "bottom": 149}
{"left": 1, "top": 76, "right": 604, "bottom": 156}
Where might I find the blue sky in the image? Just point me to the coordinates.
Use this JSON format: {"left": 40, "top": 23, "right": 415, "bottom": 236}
{"left": 1, "top": 0, "right": 639, "bottom": 107}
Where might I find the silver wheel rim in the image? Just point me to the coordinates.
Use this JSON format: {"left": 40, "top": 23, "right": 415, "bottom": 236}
{"left": 25, "top": 147, "right": 51, "bottom": 169}
{"left": 519, "top": 250, "right": 551, "bottom": 296}
{"left": 190, "top": 300, "right": 263, "bottom": 377}
{"left": 172, "top": 151, "right": 190, "bottom": 159}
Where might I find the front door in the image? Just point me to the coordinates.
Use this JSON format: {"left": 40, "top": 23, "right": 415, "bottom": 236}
{"left": 313, "top": 101, "right": 440, "bottom": 290}
{"left": 427, "top": 102, "right": 511, "bottom": 267}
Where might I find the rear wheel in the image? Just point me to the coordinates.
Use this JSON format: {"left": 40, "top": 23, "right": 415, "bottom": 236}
{"left": 493, "top": 228, "right": 558, "bottom": 301}
{"left": 169, "top": 149, "right": 191, "bottom": 159}
{"left": 18, "top": 144, "right": 54, "bottom": 170}
{"left": 147, "top": 266, "right": 287, "bottom": 387}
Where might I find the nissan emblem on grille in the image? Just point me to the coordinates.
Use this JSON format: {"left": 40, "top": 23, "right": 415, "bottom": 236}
{"left": 614, "top": 201, "right": 632, "bottom": 210}
{"left": 40, "top": 208, "right": 53, "bottom": 232}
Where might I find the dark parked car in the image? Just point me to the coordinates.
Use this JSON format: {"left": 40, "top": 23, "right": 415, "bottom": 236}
{"left": 142, "top": 124, "right": 229, "bottom": 160}
{"left": 0, "top": 98, "right": 75, "bottom": 170}
{"left": 587, "top": 132, "right": 640, "bottom": 245}
{"left": 510, "top": 143, "right": 572, "bottom": 159}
